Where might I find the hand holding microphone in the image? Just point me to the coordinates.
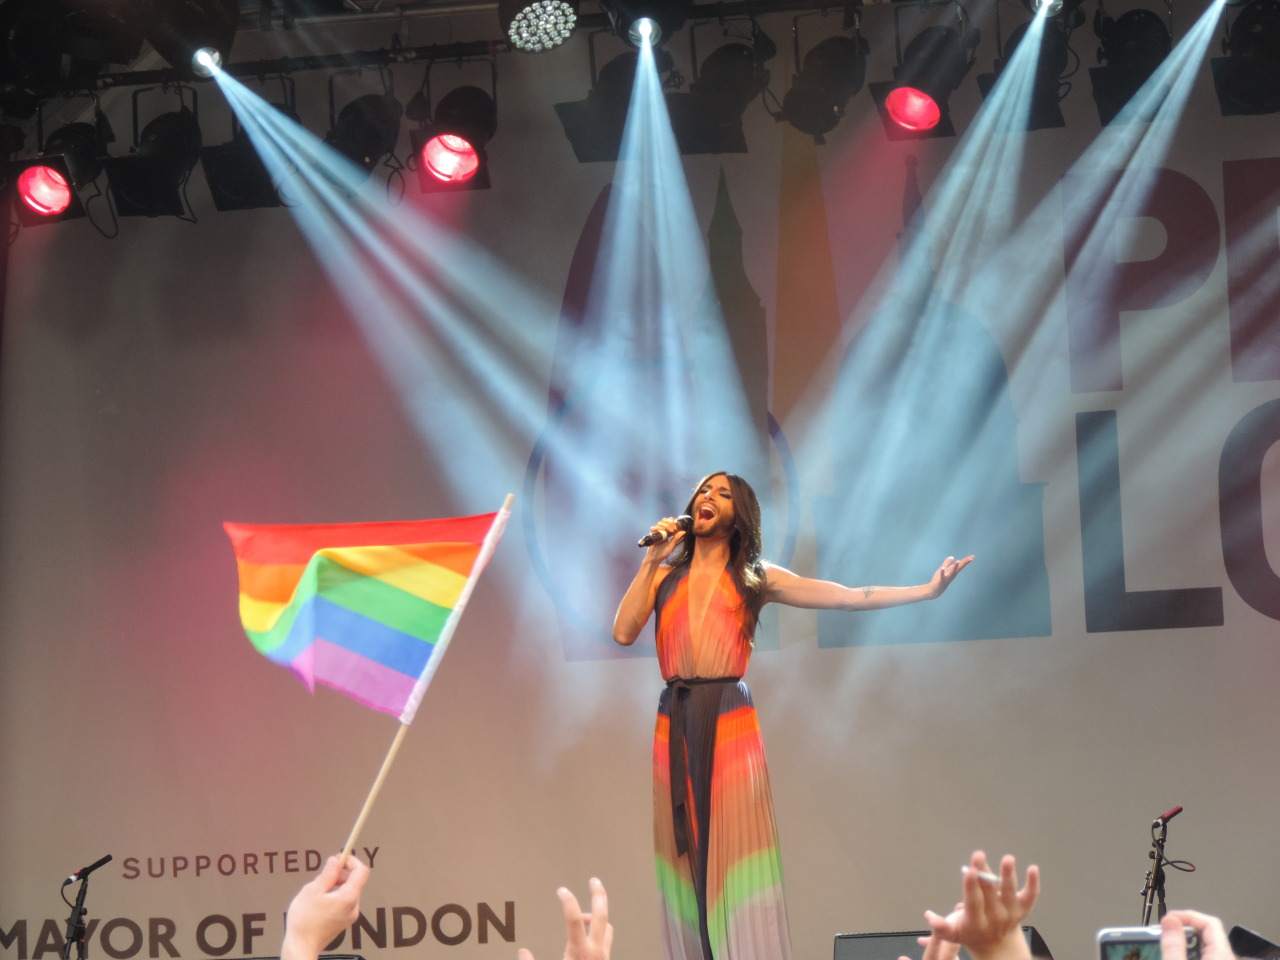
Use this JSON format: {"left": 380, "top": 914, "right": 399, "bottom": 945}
{"left": 638, "top": 515, "right": 692, "bottom": 548}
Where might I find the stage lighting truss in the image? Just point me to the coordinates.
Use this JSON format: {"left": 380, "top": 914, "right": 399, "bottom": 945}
{"left": 407, "top": 60, "right": 498, "bottom": 192}
{"left": 1089, "top": 2, "right": 1173, "bottom": 124}
{"left": 324, "top": 74, "right": 404, "bottom": 178}
{"left": 869, "top": 0, "right": 980, "bottom": 140}
{"left": 255, "top": 0, "right": 315, "bottom": 30}
{"left": 1211, "top": 0, "right": 1280, "bottom": 115}
{"left": 778, "top": 9, "right": 870, "bottom": 144}
{"left": 598, "top": 0, "right": 692, "bottom": 47}
{"left": 501, "top": 0, "right": 580, "bottom": 52}
{"left": 975, "top": 3, "right": 1077, "bottom": 131}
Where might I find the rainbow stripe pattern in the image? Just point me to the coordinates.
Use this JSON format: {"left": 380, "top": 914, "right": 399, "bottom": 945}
{"left": 652, "top": 566, "right": 793, "bottom": 960}
{"left": 224, "top": 507, "right": 509, "bottom": 724}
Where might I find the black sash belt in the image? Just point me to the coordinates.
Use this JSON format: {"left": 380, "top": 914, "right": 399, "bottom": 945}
{"left": 666, "top": 676, "right": 741, "bottom": 858}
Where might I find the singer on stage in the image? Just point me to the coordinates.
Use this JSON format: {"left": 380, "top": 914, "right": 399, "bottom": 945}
{"left": 612, "top": 471, "right": 972, "bottom": 960}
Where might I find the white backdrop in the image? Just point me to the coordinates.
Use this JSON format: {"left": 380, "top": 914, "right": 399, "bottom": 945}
{"left": 2, "top": 5, "right": 1279, "bottom": 960}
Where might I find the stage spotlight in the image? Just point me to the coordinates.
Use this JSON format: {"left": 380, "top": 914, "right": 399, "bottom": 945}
{"left": 1211, "top": 0, "right": 1280, "bottom": 115}
{"left": 42, "top": 121, "right": 106, "bottom": 188}
{"left": 15, "top": 163, "right": 76, "bottom": 217}
{"left": 555, "top": 39, "right": 753, "bottom": 157}
{"left": 666, "top": 28, "right": 774, "bottom": 153}
{"left": 631, "top": 17, "right": 658, "bottom": 45}
{"left": 142, "top": 0, "right": 240, "bottom": 80}
{"left": 975, "top": 17, "right": 1071, "bottom": 129}
{"left": 325, "top": 92, "right": 403, "bottom": 175}
{"left": 1023, "top": 0, "right": 1086, "bottom": 25}
{"left": 782, "top": 34, "right": 870, "bottom": 143}
{"left": 201, "top": 127, "right": 282, "bottom": 211}
{"left": 870, "top": 17, "right": 980, "bottom": 139}
{"left": 597, "top": 48, "right": 648, "bottom": 99}
{"left": 410, "top": 85, "right": 497, "bottom": 192}
{"left": 3, "top": 157, "right": 83, "bottom": 224}
{"left": 599, "top": 0, "right": 690, "bottom": 46}
{"left": 1090, "top": 7, "right": 1171, "bottom": 123}
{"left": 694, "top": 40, "right": 770, "bottom": 116}
{"left": 192, "top": 47, "right": 221, "bottom": 77}
{"left": 554, "top": 50, "right": 644, "bottom": 162}
{"left": 2, "top": 120, "right": 107, "bottom": 225}
{"left": 202, "top": 91, "right": 296, "bottom": 210}
{"left": 501, "top": 0, "right": 579, "bottom": 52}
{"left": 555, "top": 46, "right": 683, "bottom": 160}
{"left": 102, "top": 107, "right": 202, "bottom": 218}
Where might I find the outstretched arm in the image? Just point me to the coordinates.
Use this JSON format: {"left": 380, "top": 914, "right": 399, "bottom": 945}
{"left": 763, "top": 556, "right": 973, "bottom": 610}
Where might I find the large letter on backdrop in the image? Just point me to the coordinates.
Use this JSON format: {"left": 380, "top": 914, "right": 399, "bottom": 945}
{"left": 1219, "top": 399, "right": 1280, "bottom": 620}
{"left": 1223, "top": 158, "right": 1280, "bottom": 382}
{"left": 1062, "top": 168, "right": 1219, "bottom": 394}
{"left": 1076, "top": 410, "right": 1224, "bottom": 631}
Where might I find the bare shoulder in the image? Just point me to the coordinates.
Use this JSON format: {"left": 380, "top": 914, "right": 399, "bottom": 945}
{"left": 759, "top": 560, "right": 798, "bottom": 597}
{"left": 760, "top": 560, "right": 795, "bottom": 577}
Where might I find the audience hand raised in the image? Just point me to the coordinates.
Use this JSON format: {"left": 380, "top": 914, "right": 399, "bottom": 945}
{"left": 920, "top": 851, "right": 1040, "bottom": 960}
{"left": 281, "top": 854, "right": 370, "bottom": 960}
{"left": 518, "top": 878, "right": 612, "bottom": 960}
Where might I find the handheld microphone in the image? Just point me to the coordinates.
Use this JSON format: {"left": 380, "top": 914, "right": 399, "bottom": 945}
{"left": 638, "top": 515, "right": 692, "bottom": 548}
{"left": 63, "top": 854, "right": 112, "bottom": 886}
{"left": 1153, "top": 805, "right": 1183, "bottom": 827}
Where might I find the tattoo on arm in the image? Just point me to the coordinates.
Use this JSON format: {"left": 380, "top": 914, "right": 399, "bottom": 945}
{"left": 861, "top": 585, "right": 876, "bottom": 599}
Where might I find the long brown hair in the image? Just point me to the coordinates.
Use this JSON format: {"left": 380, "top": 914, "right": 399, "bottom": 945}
{"left": 666, "top": 471, "right": 767, "bottom": 620}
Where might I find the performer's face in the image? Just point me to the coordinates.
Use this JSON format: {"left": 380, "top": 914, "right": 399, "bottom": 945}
{"left": 691, "top": 474, "right": 736, "bottom": 538}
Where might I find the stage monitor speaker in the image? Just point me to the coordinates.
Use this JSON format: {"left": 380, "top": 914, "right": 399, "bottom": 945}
{"left": 1229, "top": 926, "right": 1280, "bottom": 960}
{"left": 835, "top": 927, "right": 1052, "bottom": 960}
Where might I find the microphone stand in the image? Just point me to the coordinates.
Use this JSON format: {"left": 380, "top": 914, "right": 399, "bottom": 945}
{"left": 61, "top": 877, "right": 90, "bottom": 960}
{"left": 1140, "top": 818, "right": 1169, "bottom": 925}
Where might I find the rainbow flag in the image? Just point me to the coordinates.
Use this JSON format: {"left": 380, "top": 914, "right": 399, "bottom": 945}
{"left": 224, "top": 501, "right": 510, "bottom": 724}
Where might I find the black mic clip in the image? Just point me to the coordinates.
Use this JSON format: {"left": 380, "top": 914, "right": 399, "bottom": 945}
{"left": 63, "top": 854, "right": 113, "bottom": 886}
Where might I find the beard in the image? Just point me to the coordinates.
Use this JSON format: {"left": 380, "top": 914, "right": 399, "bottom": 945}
{"left": 694, "top": 514, "right": 734, "bottom": 540}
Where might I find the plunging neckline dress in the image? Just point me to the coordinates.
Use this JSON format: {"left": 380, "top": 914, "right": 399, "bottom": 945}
{"left": 651, "top": 564, "right": 792, "bottom": 960}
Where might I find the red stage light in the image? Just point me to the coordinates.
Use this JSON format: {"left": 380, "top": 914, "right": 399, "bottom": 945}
{"left": 421, "top": 134, "right": 480, "bottom": 183}
{"left": 885, "top": 86, "right": 942, "bottom": 131}
{"left": 17, "top": 164, "right": 73, "bottom": 216}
